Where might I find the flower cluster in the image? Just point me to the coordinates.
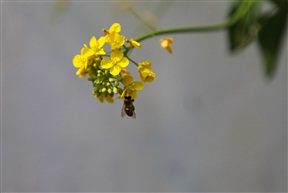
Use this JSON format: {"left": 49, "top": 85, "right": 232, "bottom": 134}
{"left": 72, "top": 23, "right": 155, "bottom": 103}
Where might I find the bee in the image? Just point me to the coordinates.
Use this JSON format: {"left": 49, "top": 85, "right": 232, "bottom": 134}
{"left": 121, "top": 94, "right": 136, "bottom": 119}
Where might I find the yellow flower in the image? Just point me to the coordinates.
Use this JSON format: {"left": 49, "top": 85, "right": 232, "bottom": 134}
{"left": 89, "top": 36, "right": 106, "bottom": 56}
{"left": 160, "top": 37, "right": 173, "bottom": 53}
{"left": 138, "top": 61, "right": 155, "bottom": 83}
{"left": 103, "top": 23, "right": 125, "bottom": 50}
{"left": 72, "top": 45, "right": 94, "bottom": 77}
{"left": 106, "top": 32, "right": 125, "bottom": 50}
{"left": 103, "top": 23, "right": 121, "bottom": 35}
{"left": 121, "top": 75, "right": 144, "bottom": 100}
{"left": 100, "top": 50, "right": 129, "bottom": 76}
{"left": 126, "top": 39, "right": 141, "bottom": 48}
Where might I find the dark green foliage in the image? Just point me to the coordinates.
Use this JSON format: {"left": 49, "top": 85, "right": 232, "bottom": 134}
{"left": 257, "top": 1, "right": 287, "bottom": 77}
{"left": 227, "top": 0, "right": 287, "bottom": 78}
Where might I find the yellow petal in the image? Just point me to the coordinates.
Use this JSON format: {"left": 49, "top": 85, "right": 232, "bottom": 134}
{"left": 122, "top": 75, "right": 133, "bottom": 85}
{"left": 130, "top": 91, "right": 137, "bottom": 100}
{"left": 132, "top": 81, "right": 144, "bottom": 91}
{"left": 76, "top": 68, "right": 88, "bottom": 78}
{"left": 105, "top": 95, "right": 114, "bottom": 103}
{"left": 109, "top": 23, "right": 121, "bottom": 33}
{"left": 81, "top": 47, "right": 94, "bottom": 57}
{"left": 121, "top": 68, "right": 130, "bottom": 76}
{"left": 160, "top": 37, "right": 174, "bottom": 54}
{"left": 73, "top": 55, "right": 83, "bottom": 68}
{"left": 101, "top": 58, "right": 114, "bottom": 69}
{"left": 97, "top": 94, "right": 104, "bottom": 103}
{"left": 96, "top": 48, "right": 106, "bottom": 55}
{"left": 117, "top": 57, "right": 129, "bottom": 68}
{"left": 139, "top": 60, "right": 151, "bottom": 68}
{"left": 139, "top": 68, "right": 155, "bottom": 82}
{"left": 98, "top": 36, "right": 106, "bottom": 48}
{"left": 89, "top": 36, "right": 97, "bottom": 48}
{"left": 108, "top": 33, "right": 125, "bottom": 50}
{"left": 110, "top": 65, "right": 121, "bottom": 76}
{"left": 111, "top": 50, "right": 123, "bottom": 61}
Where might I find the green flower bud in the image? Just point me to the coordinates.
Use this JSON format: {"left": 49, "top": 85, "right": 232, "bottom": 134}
{"left": 94, "top": 79, "right": 101, "bottom": 85}
{"left": 114, "top": 81, "right": 119, "bottom": 86}
{"left": 108, "top": 88, "right": 112, "bottom": 94}
{"left": 101, "top": 88, "right": 106, "bottom": 93}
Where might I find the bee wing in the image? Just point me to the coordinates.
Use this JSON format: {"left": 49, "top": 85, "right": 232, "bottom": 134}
{"left": 131, "top": 111, "right": 136, "bottom": 119}
{"left": 121, "top": 105, "right": 126, "bottom": 118}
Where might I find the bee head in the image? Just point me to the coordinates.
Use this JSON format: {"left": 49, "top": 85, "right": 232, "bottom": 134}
{"left": 124, "top": 95, "right": 132, "bottom": 100}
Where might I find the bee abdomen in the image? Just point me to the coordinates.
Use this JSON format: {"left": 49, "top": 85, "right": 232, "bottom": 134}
{"left": 125, "top": 108, "right": 134, "bottom": 117}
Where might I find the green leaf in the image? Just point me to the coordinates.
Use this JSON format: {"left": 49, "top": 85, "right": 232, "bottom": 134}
{"left": 227, "top": 0, "right": 261, "bottom": 52}
{"left": 257, "top": 2, "right": 287, "bottom": 78}
{"left": 268, "top": 0, "right": 286, "bottom": 7}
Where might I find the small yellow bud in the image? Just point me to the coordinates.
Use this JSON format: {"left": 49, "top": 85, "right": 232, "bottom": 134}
{"left": 160, "top": 37, "right": 174, "bottom": 54}
{"left": 127, "top": 39, "right": 141, "bottom": 48}
{"left": 113, "top": 87, "right": 118, "bottom": 94}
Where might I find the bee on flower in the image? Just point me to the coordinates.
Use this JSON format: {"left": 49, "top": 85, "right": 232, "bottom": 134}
{"left": 72, "top": 22, "right": 155, "bottom": 117}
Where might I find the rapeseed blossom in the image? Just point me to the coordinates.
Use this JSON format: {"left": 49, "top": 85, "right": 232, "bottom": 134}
{"left": 101, "top": 50, "right": 129, "bottom": 76}
{"left": 121, "top": 75, "right": 144, "bottom": 100}
{"left": 72, "top": 23, "right": 156, "bottom": 108}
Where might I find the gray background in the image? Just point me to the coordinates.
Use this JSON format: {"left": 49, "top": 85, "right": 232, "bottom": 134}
{"left": 2, "top": 1, "right": 287, "bottom": 192}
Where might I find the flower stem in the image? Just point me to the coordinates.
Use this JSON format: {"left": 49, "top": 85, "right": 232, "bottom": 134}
{"left": 135, "top": 22, "right": 228, "bottom": 42}
{"left": 126, "top": 55, "right": 139, "bottom": 67}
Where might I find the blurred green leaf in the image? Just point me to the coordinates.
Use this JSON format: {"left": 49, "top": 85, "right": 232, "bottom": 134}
{"left": 268, "top": 0, "right": 286, "bottom": 7}
{"left": 227, "top": 0, "right": 261, "bottom": 52}
{"left": 257, "top": 2, "right": 287, "bottom": 78}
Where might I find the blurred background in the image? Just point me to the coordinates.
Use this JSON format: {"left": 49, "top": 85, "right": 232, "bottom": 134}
{"left": 2, "top": 0, "right": 287, "bottom": 192}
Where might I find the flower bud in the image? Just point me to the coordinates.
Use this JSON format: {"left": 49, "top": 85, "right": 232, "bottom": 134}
{"left": 113, "top": 87, "right": 118, "bottom": 94}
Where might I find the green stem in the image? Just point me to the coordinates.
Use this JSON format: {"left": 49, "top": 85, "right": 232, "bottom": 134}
{"left": 126, "top": 55, "right": 139, "bottom": 66}
{"left": 135, "top": 22, "right": 228, "bottom": 42}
